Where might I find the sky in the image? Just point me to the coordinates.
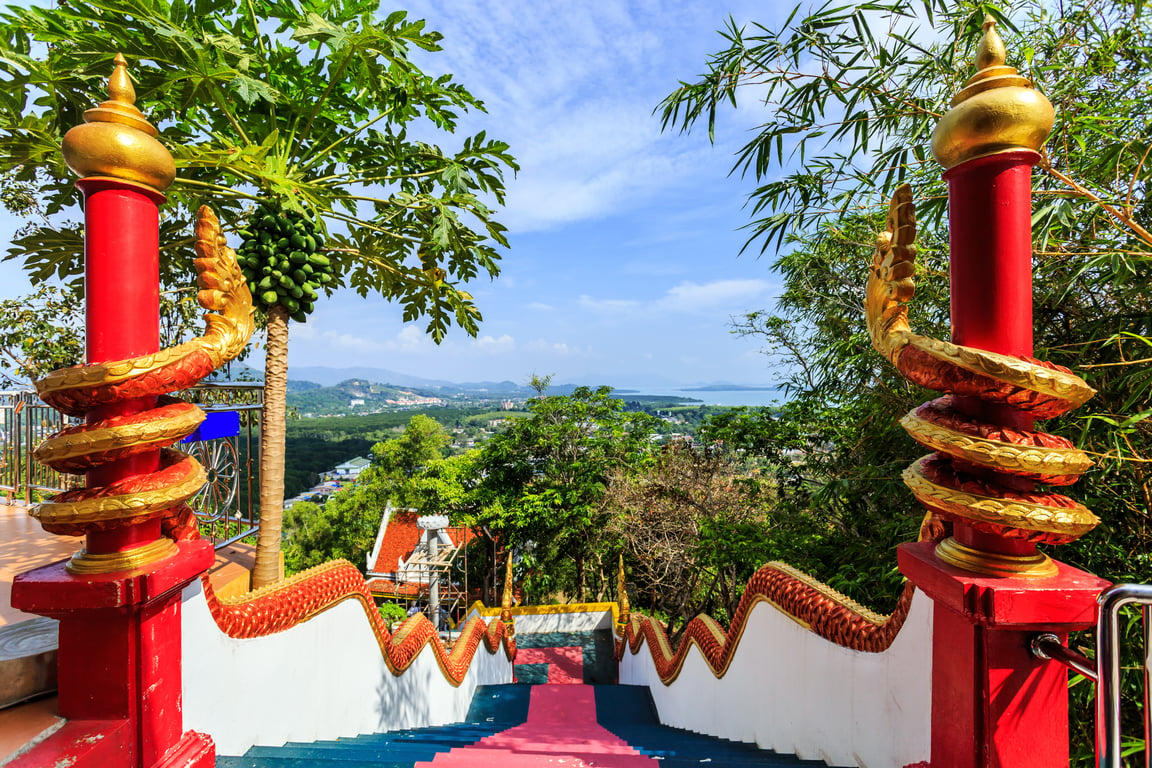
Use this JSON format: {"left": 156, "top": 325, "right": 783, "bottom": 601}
{"left": 0, "top": 1, "right": 796, "bottom": 389}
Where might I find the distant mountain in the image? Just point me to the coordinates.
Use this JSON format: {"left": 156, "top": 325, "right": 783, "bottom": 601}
{"left": 287, "top": 366, "right": 454, "bottom": 389}
{"left": 288, "top": 378, "right": 453, "bottom": 416}
{"left": 247, "top": 364, "right": 770, "bottom": 397}
{"left": 287, "top": 379, "right": 323, "bottom": 393}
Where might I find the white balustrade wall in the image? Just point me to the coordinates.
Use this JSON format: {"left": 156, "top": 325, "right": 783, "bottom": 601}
{"left": 181, "top": 580, "right": 513, "bottom": 757}
{"left": 619, "top": 589, "right": 934, "bottom": 768}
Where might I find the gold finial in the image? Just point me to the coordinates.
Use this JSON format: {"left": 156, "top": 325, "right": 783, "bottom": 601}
{"left": 931, "top": 15, "right": 1054, "bottom": 169}
{"left": 61, "top": 53, "right": 175, "bottom": 191}
{"left": 975, "top": 16, "right": 1006, "bottom": 71}
{"left": 500, "top": 552, "right": 515, "bottom": 636}
{"left": 106, "top": 54, "right": 137, "bottom": 108}
{"left": 84, "top": 53, "right": 156, "bottom": 137}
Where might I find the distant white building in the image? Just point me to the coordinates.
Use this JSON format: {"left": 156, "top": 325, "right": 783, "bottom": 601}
{"left": 331, "top": 456, "right": 371, "bottom": 480}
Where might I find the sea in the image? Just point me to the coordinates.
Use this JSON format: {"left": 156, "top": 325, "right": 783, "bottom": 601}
{"left": 614, "top": 387, "right": 786, "bottom": 408}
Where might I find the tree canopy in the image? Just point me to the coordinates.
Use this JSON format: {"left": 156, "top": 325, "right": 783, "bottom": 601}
{"left": 0, "top": 0, "right": 516, "bottom": 340}
{"left": 473, "top": 386, "right": 660, "bottom": 601}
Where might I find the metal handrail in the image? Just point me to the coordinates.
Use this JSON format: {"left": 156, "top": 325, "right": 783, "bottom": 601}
{"left": 1032, "top": 583, "right": 1152, "bottom": 768}
{"left": 1096, "top": 584, "right": 1152, "bottom": 768}
{"left": 1032, "top": 633, "right": 1097, "bottom": 682}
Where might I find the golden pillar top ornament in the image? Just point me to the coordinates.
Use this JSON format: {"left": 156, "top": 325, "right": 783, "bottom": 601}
{"left": 616, "top": 554, "right": 630, "bottom": 629}
{"left": 61, "top": 53, "right": 176, "bottom": 192}
{"left": 931, "top": 16, "right": 1054, "bottom": 170}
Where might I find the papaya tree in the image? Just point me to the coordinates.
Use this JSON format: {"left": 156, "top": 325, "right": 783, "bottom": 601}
{"left": 0, "top": 0, "right": 516, "bottom": 587}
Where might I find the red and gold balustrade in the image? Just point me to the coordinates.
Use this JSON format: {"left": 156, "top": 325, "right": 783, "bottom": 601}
{"left": 201, "top": 558, "right": 515, "bottom": 683}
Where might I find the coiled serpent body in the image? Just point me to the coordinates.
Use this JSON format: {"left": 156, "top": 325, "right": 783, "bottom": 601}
{"left": 865, "top": 184, "right": 1098, "bottom": 548}
{"left": 31, "top": 207, "right": 254, "bottom": 540}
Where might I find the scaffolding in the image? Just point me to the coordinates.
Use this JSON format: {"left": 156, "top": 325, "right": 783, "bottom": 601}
{"left": 368, "top": 512, "right": 473, "bottom": 633}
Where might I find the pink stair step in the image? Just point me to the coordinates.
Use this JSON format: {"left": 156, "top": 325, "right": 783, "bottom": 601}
{"left": 419, "top": 685, "right": 658, "bottom": 767}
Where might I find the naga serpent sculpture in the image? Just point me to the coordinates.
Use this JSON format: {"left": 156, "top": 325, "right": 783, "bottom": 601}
{"left": 31, "top": 206, "right": 254, "bottom": 555}
{"left": 866, "top": 183, "right": 1099, "bottom": 575}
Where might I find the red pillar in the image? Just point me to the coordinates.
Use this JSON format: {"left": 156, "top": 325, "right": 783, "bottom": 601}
{"left": 82, "top": 177, "right": 164, "bottom": 554}
{"left": 900, "top": 543, "right": 1106, "bottom": 768}
{"left": 9, "top": 55, "right": 215, "bottom": 768}
{"left": 944, "top": 151, "right": 1040, "bottom": 558}
{"left": 898, "top": 17, "right": 1107, "bottom": 768}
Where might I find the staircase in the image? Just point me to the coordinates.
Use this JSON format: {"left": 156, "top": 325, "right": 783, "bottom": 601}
{"left": 218, "top": 684, "right": 828, "bottom": 767}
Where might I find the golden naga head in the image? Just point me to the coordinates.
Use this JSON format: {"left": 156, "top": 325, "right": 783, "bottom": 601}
{"left": 194, "top": 206, "right": 256, "bottom": 365}
{"left": 865, "top": 183, "right": 917, "bottom": 366}
{"left": 931, "top": 16, "right": 1054, "bottom": 169}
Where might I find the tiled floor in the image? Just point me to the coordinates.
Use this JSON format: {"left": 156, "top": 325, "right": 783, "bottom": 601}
{"left": 0, "top": 503, "right": 81, "bottom": 627}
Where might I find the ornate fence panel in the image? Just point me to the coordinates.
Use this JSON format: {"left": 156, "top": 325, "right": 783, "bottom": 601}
{"left": 180, "top": 382, "right": 263, "bottom": 548}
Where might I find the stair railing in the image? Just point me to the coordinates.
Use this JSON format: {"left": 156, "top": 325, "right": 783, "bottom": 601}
{"left": 1032, "top": 583, "right": 1152, "bottom": 768}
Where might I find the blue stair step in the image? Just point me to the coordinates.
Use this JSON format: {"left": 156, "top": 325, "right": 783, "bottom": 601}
{"left": 594, "top": 685, "right": 829, "bottom": 767}
{"left": 218, "top": 684, "right": 532, "bottom": 767}
{"left": 217, "top": 759, "right": 413, "bottom": 768}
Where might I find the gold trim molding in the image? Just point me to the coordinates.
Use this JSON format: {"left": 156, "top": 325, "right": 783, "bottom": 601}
{"left": 935, "top": 536, "right": 1058, "bottom": 578}
{"left": 68, "top": 537, "right": 178, "bottom": 575}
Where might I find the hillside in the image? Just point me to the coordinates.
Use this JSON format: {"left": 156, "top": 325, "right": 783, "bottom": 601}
{"left": 288, "top": 379, "right": 456, "bottom": 416}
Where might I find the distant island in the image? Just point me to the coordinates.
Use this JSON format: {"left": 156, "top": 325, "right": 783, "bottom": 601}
{"left": 680, "top": 384, "right": 778, "bottom": 392}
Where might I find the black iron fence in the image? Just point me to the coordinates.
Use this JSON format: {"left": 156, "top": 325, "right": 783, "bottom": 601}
{"left": 0, "top": 390, "right": 79, "bottom": 504}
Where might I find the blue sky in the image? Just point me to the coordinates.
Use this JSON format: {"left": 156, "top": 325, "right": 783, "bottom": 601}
{"left": 0, "top": 1, "right": 795, "bottom": 388}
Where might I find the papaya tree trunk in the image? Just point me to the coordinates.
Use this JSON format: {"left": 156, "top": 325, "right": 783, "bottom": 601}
{"left": 253, "top": 305, "right": 289, "bottom": 589}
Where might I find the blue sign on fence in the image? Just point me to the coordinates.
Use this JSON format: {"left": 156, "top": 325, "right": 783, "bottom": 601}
{"left": 180, "top": 410, "right": 240, "bottom": 443}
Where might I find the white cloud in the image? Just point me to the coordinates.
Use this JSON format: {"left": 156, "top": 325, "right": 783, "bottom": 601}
{"left": 399, "top": 1, "right": 774, "bottom": 233}
{"left": 577, "top": 278, "right": 774, "bottom": 318}
{"left": 472, "top": 334, "right": 516, "bottom": 352}
{"left": 578, "top": 295, "right": 642, "bottom": 314}
{"left": 525, "top": 302, "right": 554, "bottom": 311}
{"left": 393, "top": 324, "right": 428, "bottom": 350}
{"left": 525, "top": 339, "right": 577, "bottom": 356}
{"left": 657, "top": 279, "right": 773, "bottom": 313}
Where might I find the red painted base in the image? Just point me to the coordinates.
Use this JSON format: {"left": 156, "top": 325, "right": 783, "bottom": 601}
{"left": 10, "top": 541, "right": 215, "bottom": 768}
{"left": 899, "top": 541, "right": 1109, "bottom": 768}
